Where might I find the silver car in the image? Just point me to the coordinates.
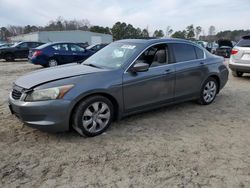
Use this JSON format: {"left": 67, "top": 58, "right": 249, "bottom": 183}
{"left": 229, "top": 36, "right": 250, "bottom": 77}
{"left": 9, "top": 39, "right": 229, "bottom": 137}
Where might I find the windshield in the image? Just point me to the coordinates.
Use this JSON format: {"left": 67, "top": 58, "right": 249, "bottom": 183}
{"left": 11, "top": 42, "right": 21, "bottom": 47}
{"left": 86, "top": 44, "right": 95, "bottom": 50}
{"left": 83, "top": 42, "right": 141, "bottom": 69}
{"left": 237, "top": 39, "right": 250, "bottom": 47}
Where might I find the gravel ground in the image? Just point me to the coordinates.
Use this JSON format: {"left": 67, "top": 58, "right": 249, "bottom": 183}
{"left": 0, "top": 60, "right": 250, "bottom": 188}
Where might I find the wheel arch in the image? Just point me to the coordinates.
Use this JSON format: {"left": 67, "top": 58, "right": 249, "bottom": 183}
{"left": 203, "top": 74, "right": 220, "bottom": 94}
{"left": 69, "top": 92, "right": 120, "bottom": 129}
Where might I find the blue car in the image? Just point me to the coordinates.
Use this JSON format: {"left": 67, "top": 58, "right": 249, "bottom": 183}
{"left": 28, "top": 42, "right": 94, "bottom": 67}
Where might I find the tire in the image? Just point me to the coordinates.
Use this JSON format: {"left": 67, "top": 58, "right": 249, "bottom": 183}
{"left": 72, "top": 95, "right": 114, "bottom": 137}
{"left": 48, "top": 59, "right": 58, "bottom": 67}
{"left": 232, "top": 71, "right": 243, "bottom": 77}
{"left": 198, "top": 77, "right": 218, "bottom": 105}
{"left": 5, "top": 53, "right": 14, "bottom": 62}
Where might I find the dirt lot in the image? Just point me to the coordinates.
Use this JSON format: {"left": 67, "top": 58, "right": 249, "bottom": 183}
{"left": 0, "top": 60, "right": 250, "bottom": 188}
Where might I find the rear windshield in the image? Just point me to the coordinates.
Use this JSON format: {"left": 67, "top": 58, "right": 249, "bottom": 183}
{"left": 236, "top": 39, "right": 250, "bottom": 47}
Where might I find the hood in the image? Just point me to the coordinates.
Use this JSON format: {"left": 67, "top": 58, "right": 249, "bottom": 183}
{"left": 15, "top": 63, "right": 106, "bottom": 89}
{"left": 217, "top": 39, "right": 233, "bottom": 48}
{"left": 0, "top": 47, "right": 13, "bottom": 50}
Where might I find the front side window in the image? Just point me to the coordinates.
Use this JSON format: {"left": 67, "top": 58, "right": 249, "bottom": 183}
{"left": 135, "top": 44, "right": 169, "bottom": 68}
{"left": 83, "top": 42, "right": 141, "bottom": 69}
{"left": 18, "top": 42, "right": 28, "bottom": 48}
{"left": 172, "top": 43, "right": 196, "bottom": 62}
{"left": 70, "top": 44, "right": 85, "bottom": 52}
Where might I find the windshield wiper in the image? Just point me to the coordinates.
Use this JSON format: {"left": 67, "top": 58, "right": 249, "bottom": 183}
{"left": 83, "top": 63, "right": 103, "bottom": 69}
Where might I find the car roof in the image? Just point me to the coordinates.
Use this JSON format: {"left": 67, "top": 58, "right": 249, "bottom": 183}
{"left": 116, "top": 38, "right": 196, "bottom": 46}
{"left": 36, "top": 42, "right": 81, "bottom": 49}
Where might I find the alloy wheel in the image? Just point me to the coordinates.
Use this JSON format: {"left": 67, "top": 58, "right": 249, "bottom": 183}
{"left": 49, "top": 59, "right": 58, "bottom": 67}
{"left": 82, "top": 102, "right": 111, "bottom": 133}
{"left": 203, "top": 81, "right": 217, "bottom": 103}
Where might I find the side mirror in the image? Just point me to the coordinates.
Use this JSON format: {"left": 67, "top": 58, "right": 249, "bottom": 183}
{"left": 131, "top": 61, "right": 149, "bottom": 72}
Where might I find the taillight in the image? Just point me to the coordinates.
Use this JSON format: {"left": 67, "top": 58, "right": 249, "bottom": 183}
{"left": 33, "top": 50, "right": 42, "bottom": 57}
{"left": 231, "top": 49, "right": 238, "bottom": 55}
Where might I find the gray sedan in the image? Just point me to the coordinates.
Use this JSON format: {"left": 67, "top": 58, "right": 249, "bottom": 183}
{"left": 8, "top": 39, "right": 229, "bottom": 137}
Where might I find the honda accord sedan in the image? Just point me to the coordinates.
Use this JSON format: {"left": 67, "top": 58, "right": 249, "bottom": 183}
{"left": 8, "top": 39, "right": 229, "bottom": 137}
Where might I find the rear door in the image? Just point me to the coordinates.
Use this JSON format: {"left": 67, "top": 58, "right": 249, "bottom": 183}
{"left": 51, "top": 44, "right": 73, "bottom": 64}
{"left": 171, "top": 43, "right": 208, "bottom": 100}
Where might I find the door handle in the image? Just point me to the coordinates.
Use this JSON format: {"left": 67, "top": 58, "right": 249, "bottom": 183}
{"left": 200, "top": 61, "right": 205, "bottom": 65}
{"left": 164, "top": 69, "right": 171, "bottom": 74}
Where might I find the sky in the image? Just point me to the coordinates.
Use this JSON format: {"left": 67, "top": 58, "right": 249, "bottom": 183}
{"left": 0, "top": 0, "right": 250, "bottom": 34}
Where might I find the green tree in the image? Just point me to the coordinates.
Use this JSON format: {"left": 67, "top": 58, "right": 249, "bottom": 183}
{"left": 141, "top": 29, "right": 149, "bottom": 38}
{"left": 165, "top": 26, "right": 173, "bottom": 37}
{"left": 90, "top": 26, "right": 111, "bottom": 34}
{"left": 186, "top": 25, "right": 195, "bottom": 39}
{"left": 153, "top": 30, "right": 164, "bottom": 38}
{"left": 171, "top": 30, "right": 187, "bottom": 39}
{"left": 111, "top": 22, "right": 143, "bottom": 40}
{"left": 195, "top": 26, "right": 202, "bottom": 39}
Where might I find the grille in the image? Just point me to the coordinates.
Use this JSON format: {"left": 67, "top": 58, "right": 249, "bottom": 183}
{"left": 12, "top": 89, "right": 22, "bottom": 100}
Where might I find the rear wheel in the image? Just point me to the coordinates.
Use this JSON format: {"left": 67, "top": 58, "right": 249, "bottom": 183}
{"left": 198, "top": 77, "right": 218, "bottom": 105}
{"left": 48, "top": 59, "right": 58, "bottom": 67}
{"left": 232, "top": 71, "right": 243, "bottom": 77}
{"left": 5, "top": 53, "right": 14, "bottom": 61}
{"left": 72, "top": 95, "right": 114, "bottom": 137}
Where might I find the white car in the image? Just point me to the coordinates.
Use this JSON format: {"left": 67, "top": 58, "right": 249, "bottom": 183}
{"left": 229, "top": 36, "right": 250, "bottom": 77}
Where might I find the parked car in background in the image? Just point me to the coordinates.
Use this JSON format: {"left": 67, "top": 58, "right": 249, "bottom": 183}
{"left": 9, "top": 38, "right": 228, "bottom": 137}
{"left": 28, "top": 42, "right": 95, "bottom": 67}
{"left": 214, "top": 39, "right": 233, "bottom": 58}
{"left": 86, "top": 43, "right": 108, "bottom": 53}
{"left": 0, "top": 41, "right": 44, "bottom": 61}
{"left": 229, "top": 35, "right": 250, "bottom": 77}
{"left": 193, "top": 41, "right": 207, "bottom": 48}
{"left": 206, "top": 42, "right": 218, "bottom": 54}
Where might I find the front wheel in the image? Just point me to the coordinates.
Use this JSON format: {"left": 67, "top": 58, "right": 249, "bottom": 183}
{"left": 198, "top": 77, "right": 218, "bottom": 105}
{"left": 232, "top": 71, "right": 243, "bottom": 77}
{"left": 5, "top": 53, "right": 14, "bottom": 61}
{"left": 72, "top": 95, "right": 114, "bottom": 137}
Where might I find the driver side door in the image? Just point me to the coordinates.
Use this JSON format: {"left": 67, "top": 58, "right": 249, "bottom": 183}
{"left": 122, "top": 43, "right": 175, "bottom": 112}
{"left": 16, "top": 42, "right": 29, "bottom": 58}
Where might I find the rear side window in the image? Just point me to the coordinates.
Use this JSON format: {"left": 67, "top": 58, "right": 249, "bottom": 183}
{"left": 172, "top": 43, "right": 196, "bottom": 62}
{"left": 194, "top": 46, "right": 204, "bottom": 59}
{"left": 237, "top": 39, "right": 250, "bottom": 47}
{"left": 51, "top": 44, "right": 69, "bottom": 51}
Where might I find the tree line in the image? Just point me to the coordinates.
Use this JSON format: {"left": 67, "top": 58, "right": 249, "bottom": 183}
{"left": 0, "top": 17, "right": 249, "bottom": 42}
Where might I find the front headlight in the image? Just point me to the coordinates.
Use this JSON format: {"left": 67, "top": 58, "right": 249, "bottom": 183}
{"left": 25, "top": 85, "right": 74, "bottom": 101}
